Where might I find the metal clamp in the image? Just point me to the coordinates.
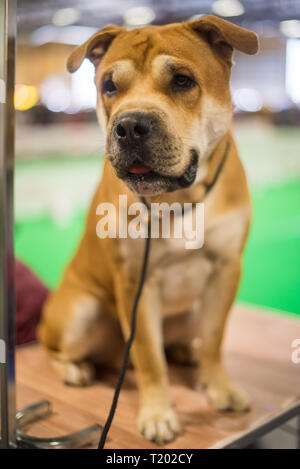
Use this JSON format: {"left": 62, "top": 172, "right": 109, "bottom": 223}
{"left": 16, "top": 400, "right": 102, "bottom": 449}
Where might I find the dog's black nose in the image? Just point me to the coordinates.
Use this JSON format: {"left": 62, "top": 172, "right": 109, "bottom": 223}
{"left": 114, "top": 113, "right": 152, "bottom": 143}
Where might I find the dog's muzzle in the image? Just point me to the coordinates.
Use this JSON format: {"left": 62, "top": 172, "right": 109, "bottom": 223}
{"left": 107, "top": 111, "right": 198, "bottom": 195}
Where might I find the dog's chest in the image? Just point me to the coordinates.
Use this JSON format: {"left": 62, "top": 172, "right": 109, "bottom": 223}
{"left": 119, "top": 207, "right": 248, "bottom": 316}
{"left": 151, "top": 238, "right": 213, "bottom": 316}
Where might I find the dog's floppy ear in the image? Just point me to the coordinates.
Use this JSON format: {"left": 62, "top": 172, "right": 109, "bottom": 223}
{"left": 187, "top": 15, "right": 259, "bottom": 64}
{"left": 67, "top": 25, "right": 124, "bottom": 73}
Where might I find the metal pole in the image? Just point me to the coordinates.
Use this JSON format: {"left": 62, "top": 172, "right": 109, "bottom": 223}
{"left": 0, "top": 0, "right": 17, "bottom": 449}
{"left": 0, "top": 3, "right": 100, "bottom": 448}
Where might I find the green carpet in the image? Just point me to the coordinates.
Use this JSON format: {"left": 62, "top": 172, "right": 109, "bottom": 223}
{"left": 15, "top": 177, "right": 300, "bottom": 316}
{"left": 238, "top": 179, "right": 300, "bottom": 315}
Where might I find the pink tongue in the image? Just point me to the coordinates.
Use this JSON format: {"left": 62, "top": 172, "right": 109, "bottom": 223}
{"left": 128, "top": 163, "right": 151, "bottom": 174}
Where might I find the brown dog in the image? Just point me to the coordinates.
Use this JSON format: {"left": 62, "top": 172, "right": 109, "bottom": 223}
{"left": 38, "top": 15, "right": 259, "bottom": 445}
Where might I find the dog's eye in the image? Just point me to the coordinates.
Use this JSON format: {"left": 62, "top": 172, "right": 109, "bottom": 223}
{"left": 102, "top": 79, "right": 117, "bottom": 96}
{"left": 172, "top": 74, "right": 195, "bottom": 91}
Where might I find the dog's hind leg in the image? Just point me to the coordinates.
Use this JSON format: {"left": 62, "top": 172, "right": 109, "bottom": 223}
{"left": 38, "top": 284, "right": 123, "bottom": 386}
{"left": 48, "top": 354, "right": 95, "bottom": 387}
{"left": 164, "top": 310, "right": 200, "bottom": 366}
{"left": 165, "top": 342, "right": 198, "bottom": 366}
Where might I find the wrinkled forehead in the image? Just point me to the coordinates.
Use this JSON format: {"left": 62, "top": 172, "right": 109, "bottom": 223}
{"left": 97, "top": 55, "right": 204, "bottom": 90}
{"left": 97, "top": 25, "right": 213, "bottom": 79}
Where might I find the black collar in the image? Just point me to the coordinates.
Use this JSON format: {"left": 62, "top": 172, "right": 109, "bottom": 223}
{"left": 140, "top": 139, "right": 230, "bottom": 209}
{"left": 202, "top": 140, "right": 230, "bottom": 197}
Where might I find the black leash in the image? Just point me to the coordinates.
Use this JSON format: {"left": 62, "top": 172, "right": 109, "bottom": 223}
{"left": 97, "top": 142, "right": 230, "bottom": 449}
{"left": 97, "top": 201, "right": 151, "bottom": 449}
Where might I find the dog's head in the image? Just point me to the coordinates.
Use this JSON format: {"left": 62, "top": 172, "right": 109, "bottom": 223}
{"left": 67, "top": 16, "right": 258, "bottom": 196}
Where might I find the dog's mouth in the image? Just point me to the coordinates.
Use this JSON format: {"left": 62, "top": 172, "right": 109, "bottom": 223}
{"left": 124, "top": 151, "right": 199, "bottom": 196}
{"left": 128, "top": 162, "right": 152, "bottom": 175}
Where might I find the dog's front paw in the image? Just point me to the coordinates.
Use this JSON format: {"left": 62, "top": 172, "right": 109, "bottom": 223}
{"left": 205, "top": 380, "right": 251, "bottom": 412}
{"left": 137, "top": 405, "right": 181, "bottom": 445}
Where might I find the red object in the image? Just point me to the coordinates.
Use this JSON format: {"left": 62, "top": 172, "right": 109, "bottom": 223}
{"left": 128, "top": 163, "right": 151, "bottom": 174}
{"left": 15, "top": 260, "right": 50, "bottom": 345}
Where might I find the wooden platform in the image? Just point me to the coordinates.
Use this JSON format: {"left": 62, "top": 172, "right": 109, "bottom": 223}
{"left": 16, "top": 306, "right": 300, "bottom": 449}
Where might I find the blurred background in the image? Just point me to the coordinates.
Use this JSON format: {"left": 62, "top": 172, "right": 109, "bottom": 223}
{"left": 15, "top": 0, "right": 300, "bottom": 316}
